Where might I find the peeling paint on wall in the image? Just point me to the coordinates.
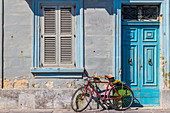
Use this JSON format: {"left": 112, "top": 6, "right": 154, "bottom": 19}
{"left": 66, "top": 83, "right": 72, "bottom": 88}
{"left": 45, "top": 81, "right": 53, "bottom": 89}
{"left": 13, "top": 79, "right": 29, "bottom": 89}
{"left": 161, "top": 57, "right": 170, "bottom": 89}
{"left": 4, "top": 78, "right": 13, "bottom": 89}
{"left": 32, "top": 83, "right": 40, "bottom": 88}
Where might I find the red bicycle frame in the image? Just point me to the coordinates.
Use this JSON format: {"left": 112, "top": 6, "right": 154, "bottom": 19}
{"left": 83, "top": 71, "right": 122, "bottom": 101}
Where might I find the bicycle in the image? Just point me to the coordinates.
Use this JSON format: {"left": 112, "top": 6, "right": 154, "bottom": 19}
{"left": 71, "top": 71, "right": 134, "bottom": 112}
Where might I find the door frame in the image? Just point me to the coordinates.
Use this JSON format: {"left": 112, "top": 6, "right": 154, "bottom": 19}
{"left": 121, "top": 23, "right": 160, "bottom": 106}
{"left": 113, "top": 0, "right": 169, "bottom": 108}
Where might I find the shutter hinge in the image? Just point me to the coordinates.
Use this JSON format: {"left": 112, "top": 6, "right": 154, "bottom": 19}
{"left": 40, "top": 62, "right": 43, "bottom": 67}
{"left": 74, "top": 61, "right": 76, "bottom": 67}
{"left": 39, "top": 25, "right": 41, "bottom": 31}
{"left": 74, "top": 5, "right": 76, "bottom": 9}
{"left": 41, "top": 35, "right": 43, "bottom": 38}
{"left": 74, "top": 34, "right": 76, "bottom": 38}
{"left": 41, "top": 6, "right": 43, "bottom": 9}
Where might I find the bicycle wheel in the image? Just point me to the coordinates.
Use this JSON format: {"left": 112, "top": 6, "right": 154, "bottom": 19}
{"left": 108, "top": 84, "right": 134, "bottom": 111}
{"left": 71, "top": 86, "right": 92, "bottom": 112}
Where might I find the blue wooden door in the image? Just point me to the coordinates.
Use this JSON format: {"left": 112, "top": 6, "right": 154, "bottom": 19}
{"left": 122, "top": 25, "right": 159, "bottom": 106}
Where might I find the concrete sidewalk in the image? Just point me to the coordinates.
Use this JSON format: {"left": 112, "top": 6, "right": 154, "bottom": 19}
{"left": 0, "top": 108, "right": 170, "bottom": 113}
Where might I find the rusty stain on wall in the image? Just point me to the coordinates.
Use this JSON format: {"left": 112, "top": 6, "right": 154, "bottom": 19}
{"left": 160, "top": 14, "right": 163, "bottom": 24}
{"left": 21, "top": 51, "right": 23, "bottom": 57}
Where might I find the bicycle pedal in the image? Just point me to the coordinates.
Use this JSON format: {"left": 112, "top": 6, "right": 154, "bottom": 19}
{"left": 101, "top": 99, "right": 107, "bottom": 104}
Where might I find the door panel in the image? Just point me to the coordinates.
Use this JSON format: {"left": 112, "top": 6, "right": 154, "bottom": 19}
{"left": 123, "top": 45, "right": 138, "bottom": 87}
{"left": 123, "top": 27, "right": 138, "bottom": 42}
{"left": 143, "top": 46, "right": 157, "bottom": 86}
{"left": 142, "top": 27, "right": 157, "bottom": 42}
{"left": 122, "top": 26, "right": 139, "bottom": 89}
{"left": 122, "top": 25, "right": 159, "bottom": 106}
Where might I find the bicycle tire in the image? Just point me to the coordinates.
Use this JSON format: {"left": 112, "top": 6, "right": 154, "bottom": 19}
{"left": 71, "top": 86, "right": 92, "bottom": 112}
{"left": 108, "top": 84, "right": 134, "bottom": 111}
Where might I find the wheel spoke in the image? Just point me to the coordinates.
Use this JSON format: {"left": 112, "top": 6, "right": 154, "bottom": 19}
{"left": 71, "top": 87, "right": 92, "bottom": 112}
{"left": 108, "top": 85, "right": 134, "bottom": 111}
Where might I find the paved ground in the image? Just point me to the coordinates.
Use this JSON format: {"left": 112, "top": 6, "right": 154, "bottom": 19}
{"left": 0, "top": 108, "right": 170, "bottom": 113}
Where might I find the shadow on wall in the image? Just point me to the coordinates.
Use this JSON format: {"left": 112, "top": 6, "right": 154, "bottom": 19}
{"left": 26, "top": 0, "right": 79, "bottom": 16}
{"left": 25, "top": 0, "right": 33, "bottom": 11}
{"left": 84, "top": 0, "right": 114, "bottom": 15}
{"left": 25, "top": 0, "right": 114, "bottom": 18}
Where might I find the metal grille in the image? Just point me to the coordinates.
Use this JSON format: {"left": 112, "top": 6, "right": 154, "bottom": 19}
{"left": 122, "top": 5, "right": 160, "bottom": 21}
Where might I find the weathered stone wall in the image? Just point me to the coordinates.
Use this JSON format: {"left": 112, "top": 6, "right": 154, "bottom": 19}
{"left": 162, "top": 90, "right": 170, "bottom": 109}
{"left": 0, "top": 89, "right": 74, "bottom": 109}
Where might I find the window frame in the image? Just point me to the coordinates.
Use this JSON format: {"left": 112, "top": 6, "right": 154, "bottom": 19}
{"left": 31, "top": 0, "right": 84, "bottom": 75}
{"left": 40, "top": 5, "right": 76, "bottom": 68}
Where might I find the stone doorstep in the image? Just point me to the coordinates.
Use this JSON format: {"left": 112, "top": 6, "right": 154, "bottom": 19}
{"left": 0, "top": 108, "right": 170, "bottom": 113}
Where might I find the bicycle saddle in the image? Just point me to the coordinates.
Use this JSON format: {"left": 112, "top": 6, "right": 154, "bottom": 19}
{"left": 105, "top": 75, "right": 114, "bottom": 79}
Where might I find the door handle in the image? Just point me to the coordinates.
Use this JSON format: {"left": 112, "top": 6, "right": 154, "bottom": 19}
{"left": 128, "top": 58, "right": 132, "bottom": 65}
{"left": 148, "top": 58, "right": 152, "bottom": 65}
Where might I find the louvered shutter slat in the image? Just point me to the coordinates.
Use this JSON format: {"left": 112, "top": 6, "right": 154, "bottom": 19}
{"left": 44, "top": 8, "right": 56, "bottom": 34}
{"left": 60, "top": 8, "right": 72, "bottom": 34}
{"left": 44, "top": 36, "right": 56, "bottom": 64}
{"left": 60, "top": 37, "right": 72, "bottom": 64}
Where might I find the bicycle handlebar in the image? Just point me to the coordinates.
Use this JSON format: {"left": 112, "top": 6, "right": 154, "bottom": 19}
{"left": 84, "top": 71, "right": 95, "bottom": 78}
